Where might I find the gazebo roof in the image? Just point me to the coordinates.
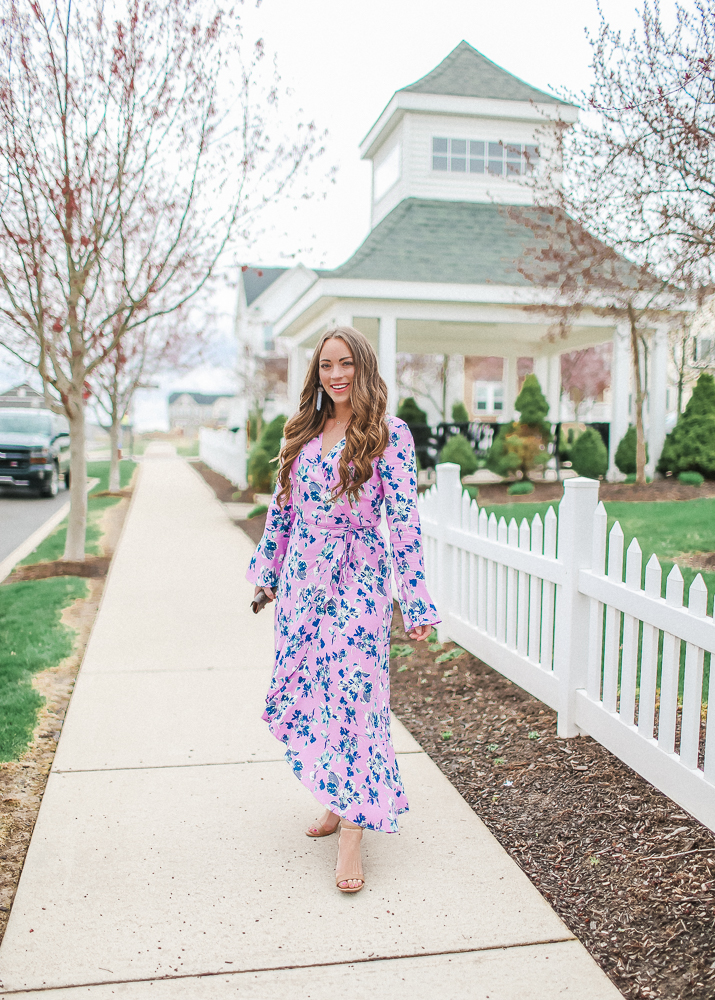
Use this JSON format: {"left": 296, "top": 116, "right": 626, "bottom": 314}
{"left": 399, "top": 41, "right": 571, "bottom": 107}
{"left": 318, "top": 199, "right": 540, "bottom": 286}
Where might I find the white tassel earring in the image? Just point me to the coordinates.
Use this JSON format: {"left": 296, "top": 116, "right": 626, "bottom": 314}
{"left": 316, "top": 386, "right": 323, "bottom": 411}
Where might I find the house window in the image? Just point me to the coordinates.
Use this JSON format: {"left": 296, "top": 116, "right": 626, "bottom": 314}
{"left": 473, "top": 381, "right": 504, "bottom": 415}
{"left": 695, "top": 336, "right": 714, "bottom": 362}
{"left": 433, "top": 138, "right": 539, "bottom": 177}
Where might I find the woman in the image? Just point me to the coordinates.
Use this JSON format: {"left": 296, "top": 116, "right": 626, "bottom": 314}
{"left": 247, "top": 326, "right": 440, "bottom": 893}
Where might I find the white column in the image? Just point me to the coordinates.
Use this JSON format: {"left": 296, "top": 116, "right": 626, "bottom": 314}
{"left": 608, "top": 321, "right": 631, "bottom": 480}
{"left": 329, "top": 310, "right": 353, "bottom": 329}
{"left": 503, "top": 356, "right": 518, "bottom": 422}
{"left": 647, "top": 324, "right": 668, "bottom": 477}
{"left": 547, "top": 354, "right": 561, "bottom": 422}
{"left": 378, "top": 315, "right": 397, "bottom": 415}
{"left": 533, "top": 356, "right": 549, "bottom": 396}
{"left": 288, "top": 341, "right": 309, "bottom": 415}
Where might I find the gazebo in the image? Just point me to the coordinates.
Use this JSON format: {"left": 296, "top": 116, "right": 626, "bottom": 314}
{"left": 236, "top": 41, "right": 685, "bottom": 476}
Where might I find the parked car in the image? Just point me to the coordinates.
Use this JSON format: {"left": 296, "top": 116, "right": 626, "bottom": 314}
{"left": 0, "top": 408, "right": 70, "bottom": 497}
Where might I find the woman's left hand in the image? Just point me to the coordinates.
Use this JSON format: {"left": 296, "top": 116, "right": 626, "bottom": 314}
{"left": 408, "top": 624, "right": 433, "bottom": 642}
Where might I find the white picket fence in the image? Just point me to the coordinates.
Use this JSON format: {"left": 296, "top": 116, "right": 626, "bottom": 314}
{"left": 198, "top": 427, "right": 248, "bottom": 490}
{"left": 419, "top": 463, "right": 715, "bottom": 833}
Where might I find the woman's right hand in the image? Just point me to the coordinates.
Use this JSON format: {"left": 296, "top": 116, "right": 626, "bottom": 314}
{"left": 254, "top": 586, "right": 275, "bottom": 602}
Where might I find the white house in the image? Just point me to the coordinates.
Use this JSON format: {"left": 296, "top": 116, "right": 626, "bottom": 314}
{"left": 168, "top": 392, "right": 234, "bottom": 433}
{"left": 236, "top": 41, "right": 688, "bottom": 476}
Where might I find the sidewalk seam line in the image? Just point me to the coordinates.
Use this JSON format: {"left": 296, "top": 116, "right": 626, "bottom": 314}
{"left": 0, "top": 937, "right": 578, "bottom": 994}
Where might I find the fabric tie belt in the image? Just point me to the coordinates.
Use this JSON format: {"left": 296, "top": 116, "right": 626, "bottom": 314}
{"left": 298, "top": 516, "right": 379, "bottom": 605}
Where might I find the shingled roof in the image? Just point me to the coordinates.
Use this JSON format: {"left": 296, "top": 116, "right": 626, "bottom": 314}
{"left": 242, "top": 267, "right": 286, "bottom": 306}
{"left": 400, "top": 40, "right": 572, "bottom": 106}
{"left": 319, "top": 199, "right": 542, "bottom": 286}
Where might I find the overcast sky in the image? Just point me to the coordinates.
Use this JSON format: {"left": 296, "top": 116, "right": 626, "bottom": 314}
{"left": 241, "top": 0, "right": 644, "bottom": 269}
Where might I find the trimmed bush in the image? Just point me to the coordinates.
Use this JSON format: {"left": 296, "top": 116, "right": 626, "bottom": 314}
{"left": 247, "top": 446, "right": 272, "bottom": 493}
{"left": 678, "top": 470, "right": 704, "bottom": 486}
{"left": 397, "top": 396, "right": 432, "bottom": 469}
{"left": 570, "top": 427, "right": 608, "bottom": 479}
{"left": 258, "top": 414, "right": 286, "bottom": 462}
{"left": 614, "top": 425, "right": 648, "bottom": 475}
{"left": 438, "top": 433, "right": 478, "bottom": 478}
{"left": 507, "top": 480, "right": 535, "bottom": 496}
{"left": 658, "top": 373, "right": 715, "bottom": 479}
{"left": 487, "top": 375, "right": 551, "bottom": 480}
{"left": 451, "top": 400, "right": 470, "bottom": 423}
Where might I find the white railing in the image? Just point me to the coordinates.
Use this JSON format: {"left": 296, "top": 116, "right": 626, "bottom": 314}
{"left": 419, "top": 463, "right": 715, "bottom": 833}
{"left": 198, "top": 427, "right": 247, "bottom": 490}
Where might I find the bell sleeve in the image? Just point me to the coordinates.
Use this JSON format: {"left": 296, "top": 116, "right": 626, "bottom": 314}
{"left": 378, "top": 418, "right": 441, "bottom": 633}
{"left": 245, "top": 475, "right": 296, "bottom": 590}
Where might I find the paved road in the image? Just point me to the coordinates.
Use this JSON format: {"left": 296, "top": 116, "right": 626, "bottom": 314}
{"left": 0, "top": 483, "right": 69, "bottom": 563}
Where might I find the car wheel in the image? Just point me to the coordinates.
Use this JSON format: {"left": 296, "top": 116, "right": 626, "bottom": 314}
{"left": 40, "top": 464, "right": 60, "bottom": 498}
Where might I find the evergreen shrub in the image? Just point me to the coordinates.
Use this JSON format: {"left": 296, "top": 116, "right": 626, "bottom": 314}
{"left": 570, "top": 427, "right": 608, "bottom": 479}
{"left": 397, "top": 397, "right": 432, "bottom": 469}
{"left": 678, "top": 470, "right": 704, "bottom": 486}
{"left": 658, "top": 373, "right": 715, "bottom": 479}
{"left": 507, "top": 480, "right": 535, "bottom": 495}
{"left": 438, "top": 433, "right": 478, "bottom": 478}
{"left": 451, "top": 400, "right": 470, "bottom": 423}
{"left": 486, "top": 375, "right": 551, "bottom": 479}
{"left": 258, "top": 414, "right": 286, "bottom": 461}
{"left": 615, "top": 425, "right": 648, "bottom": 475}
{"left": 247, "top": 446, "right": 272, "bottom": 492}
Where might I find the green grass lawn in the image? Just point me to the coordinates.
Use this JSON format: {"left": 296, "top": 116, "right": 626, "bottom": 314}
{"left": 478, "top": 495, "right": 715, "bottom": 611}
{"left": 0, "top": 577, "right": 86, "bottom": 760}
{"left": 24, "top": 460, "right": 136, "bottom": 564}
{"left": 0, "top": 460, "right": 136, "bottom": 761}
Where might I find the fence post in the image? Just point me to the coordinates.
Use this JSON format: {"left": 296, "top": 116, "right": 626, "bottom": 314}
{"left": 553, "top": 476, "right": 600, "bottom": 737}
{"left": 435, "top": 462, "right": 462, "bottom": 644}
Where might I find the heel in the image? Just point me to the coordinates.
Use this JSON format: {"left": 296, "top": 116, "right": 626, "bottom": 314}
{"left": 335, "top": 822, "right": 365, "bottom": 893}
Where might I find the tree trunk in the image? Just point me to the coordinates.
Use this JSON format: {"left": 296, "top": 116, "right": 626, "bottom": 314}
{"left": 628, "top": 305, "right": 648, "bottom": 486}
{"left": 109, "top": 414, "right": 121, "bottom": 491}
{"left": 441, "top": 354, "right": 449, "bottom": 421}
{"left": 64, "top": 394, "right": 88, "bottom": 561}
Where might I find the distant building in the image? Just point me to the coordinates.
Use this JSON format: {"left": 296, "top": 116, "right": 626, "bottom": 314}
{"left": 0, "top": 383, "right": 46, "bottom": 408}
{"left": 168, "top": 392, "right": 234, "bottom": 433}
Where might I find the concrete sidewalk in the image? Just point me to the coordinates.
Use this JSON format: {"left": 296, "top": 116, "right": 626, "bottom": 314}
{"left": 0, "top": 448, "right": 622, "bottom": 998}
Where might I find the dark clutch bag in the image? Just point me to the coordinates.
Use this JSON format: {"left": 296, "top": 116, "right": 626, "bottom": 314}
{"left": 250, "top": 589, "right": 275, "bottom": 614}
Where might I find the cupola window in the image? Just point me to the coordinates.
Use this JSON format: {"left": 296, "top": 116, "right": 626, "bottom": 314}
{"left": 432, "top": 137, "right": 539, "bottom": 177}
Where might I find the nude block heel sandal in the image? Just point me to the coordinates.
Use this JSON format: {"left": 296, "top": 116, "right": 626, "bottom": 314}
{"left": 335, "top": 822, "right": 365, "bottom": 893}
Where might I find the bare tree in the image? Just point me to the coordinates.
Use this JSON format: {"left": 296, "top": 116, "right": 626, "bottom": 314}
{"left": 397, "top": 353, "right": 448, "bottom": 420}
{"left": 0, "top": 0, "right": 324, "bottom": 557}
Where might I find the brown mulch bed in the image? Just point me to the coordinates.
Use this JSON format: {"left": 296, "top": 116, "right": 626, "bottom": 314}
{"left": 190, "top": 460, "right": 253, "bottom": 503}
{"left": 191, "top": 461, "right": 268, "bottom": 544}
{"left": 3, "top": 556, "right": 111, "bottom": 583}
{"left": 389, "top": 610, "right": 715, "bottom": 1000}
{"left": 470, "top": 477, "right": 715, "bottom": 506}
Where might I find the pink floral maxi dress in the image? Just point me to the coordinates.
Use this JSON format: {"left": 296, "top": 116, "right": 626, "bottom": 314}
{"left": 246, "top": 415, "right": 440, "bottom": 832}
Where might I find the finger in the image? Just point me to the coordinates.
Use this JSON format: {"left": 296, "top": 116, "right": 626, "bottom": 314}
{"left": 264, "top": 587, "right": 275, "bottom": 600}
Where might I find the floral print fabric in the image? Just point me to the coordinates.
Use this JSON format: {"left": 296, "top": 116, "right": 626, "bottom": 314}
{"left": 246, "top": 415, "right": 440, "bottom": 832}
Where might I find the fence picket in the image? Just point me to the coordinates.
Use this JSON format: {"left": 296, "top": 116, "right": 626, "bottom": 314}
{"left": 460, "top": 491, "right": 471, "bottom": 620}
{"left": 486, "top": 513, "right": 497, "bottom": 637}
{"left": 477, "top": 508, "right": 488, "bottom": 630}
{"left": 706, "top": 643, "right": 715, "bottom": 781}
{"left": 468, "top": 500, "right": 479, "bottom": 626}
{"left": 496, "top": 517, "right": 508, "bottom": 643}
{"left": 528, "top": 513, "right": 543, "bottom": 664}
{"left": 658, "top": 566, "right": 684, "bottom": 754}
{"left": 602, "top": 522, "right": 624, "bottom": 713}
{"left": 540, "top": 507, "right": 557, "bottom": 671}
{"left": 638, "top": 555, "right": 662, "bottom": 739}
{"left": 586, "top": 502, "right": 608, "bottom": 700}
{"left": 620, "top": 538, "right": 643, "bottom": 727}
{"left": 506, "top": 519, "right": 519, "bottom": 649}
{"left": 517, "top": 519, "right": 530, "bottom": 657}
{"left": 680, "top": 575, "right": 708, "bottom": 769}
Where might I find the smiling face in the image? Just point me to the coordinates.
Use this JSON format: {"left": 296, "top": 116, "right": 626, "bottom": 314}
{"left": 318, "top": 337, "right": 355, "bottom": 407}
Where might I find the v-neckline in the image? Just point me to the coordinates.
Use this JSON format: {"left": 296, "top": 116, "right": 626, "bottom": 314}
{"left": 319, "top": 430, "right": 345, "bottom": 463}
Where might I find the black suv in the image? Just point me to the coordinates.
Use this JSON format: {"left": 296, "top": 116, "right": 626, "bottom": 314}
{"left": 0, "top": 408, "right": 70, "bottom": 497}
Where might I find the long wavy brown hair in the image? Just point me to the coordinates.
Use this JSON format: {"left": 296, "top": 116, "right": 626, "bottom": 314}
{"left": 275, "top": 327, "right": 390, "bottom": 508}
